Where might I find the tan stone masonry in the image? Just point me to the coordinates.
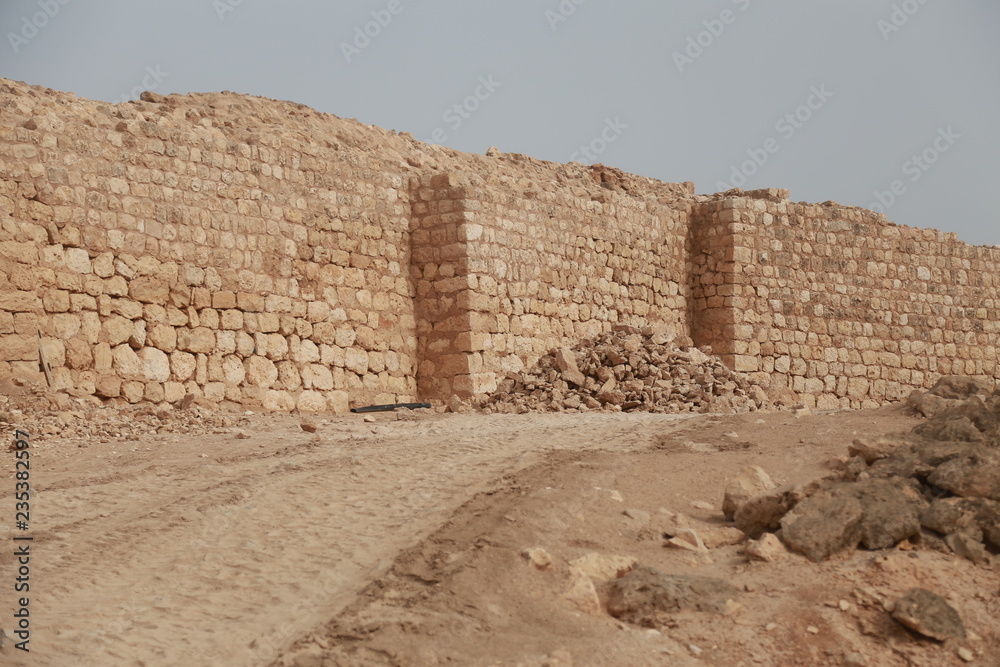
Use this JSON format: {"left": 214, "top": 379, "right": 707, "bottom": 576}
{"left": 0, "top": 78, "right": 997, "bottom": 411}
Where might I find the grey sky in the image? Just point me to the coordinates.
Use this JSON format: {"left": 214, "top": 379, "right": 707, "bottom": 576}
{"left": 2, "top": 0, "right": 997, "bottom": 246}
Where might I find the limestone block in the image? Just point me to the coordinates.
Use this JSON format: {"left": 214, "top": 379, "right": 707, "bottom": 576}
{"left": 0, "top": 291, "right": 42, "bottom": 313}
{"left": 64, "top": 248, "right": 92, "bottom": 274}
{"left": 164, "top": 381, "right": 186, "bottom": 403}
{"left": 140, "top": 348, "right": 171, "bottom": 382}
{"left": 222, "top": 355, "right": 246, "bottom": 385}
{"left": 112, "top": 344, "right": 142, "bottom": 380}
{"left": 293, "top": 339, "right": 321, "bottom": 364}
{"left": 262, "top": 390, "right": 295, "bottom": 412}
{"left": 50, "top": 313, "right": 82, "bottom": 339}
{"left": 308, "top": 364, "right": 334, "bottom": 391}
{"left": 276, "top": 361, "right": 301, "bottom": 391}
{"left": 328, "top": 390, "right": 350, "bottom": 414}
{"left": 122, "top": 381, "right": 144, "bottom": 403}
{"left": 236, "top": 332, "right": 256, "bottom": 357}
{"left": 335, "top": 326, "right": 356, "bottom": 347}
{"left": 65, "top": 338, "right": 93, "bottom": 370}
{"left": 95, "top": 375, "right": 121, "bottom": 399}
{"left": 216, "top": 330, "right": 236, "bottom": 355}
{"left": 203, "top": 382, "right": 226, "bottom": 403}
{"left": 245, "top": 356, "right": 278, "bottom": 388}
{"left": 212, "top": 291, "right": 237, "bottom": 309}
{"left": 177, "top": 327, "right": 215, "bottom": 354}
{"left": 221, "top": 309, "right": 243, "bottom": 330}
{"left": 296, "top": 390, "right": 328, "bottom": 413}
{"left": 198, "top": 308, "right": 220, "bottom": 330}
{"left": 101, "top": 315, "right": 134, "bottom": 346}
{"left": 345, "top": 348, "right": 369, "bottom": 375}
{"left": 42, "top": 290, "right": 70, "bottom": 313}
{"left": 147, "top": 324, "right": 177, "bottom": 352}
{"left": 170, "top": 351, "right": 197, "bottom": 382}
{"left": 92, "top": 253, "right": 114, "bottom": 278}
{"left": 143, "top": 381, "right": 165, "bottom": 403}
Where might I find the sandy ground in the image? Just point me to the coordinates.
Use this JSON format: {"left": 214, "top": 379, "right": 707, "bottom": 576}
{"left": 1, "top": 402, "right": 997, "bottom": 666}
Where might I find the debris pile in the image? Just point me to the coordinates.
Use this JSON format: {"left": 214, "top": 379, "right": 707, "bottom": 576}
{"left": 0, "top": 376, "right": 241, "bottom": 446}
{"left": 724, "top": 375, "right": 1000, "bottom": 564}
{"left": 482, "top": 326, "right": 771, "bottom": 414}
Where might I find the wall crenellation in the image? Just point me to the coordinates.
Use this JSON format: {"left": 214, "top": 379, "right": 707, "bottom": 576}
{"left": 1, "top": 78, "right": 997, "bottom": 411}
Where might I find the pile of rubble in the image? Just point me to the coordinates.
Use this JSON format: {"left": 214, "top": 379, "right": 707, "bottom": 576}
{"left": 481, "top": 326, "right": 771, "bottom": 414}
{"left": 723, "top": 375, "right": 1000, "bottom": 565}
{"left": 0, "top": 376, "right": 242, "bottom": 446}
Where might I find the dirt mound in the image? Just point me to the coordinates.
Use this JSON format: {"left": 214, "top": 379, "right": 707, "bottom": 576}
{"left": 481, "top": 326, "right": 772, "bottom": 415}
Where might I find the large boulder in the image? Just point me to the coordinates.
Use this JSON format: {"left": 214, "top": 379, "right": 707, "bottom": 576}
{"left": 927, "top": 375, "right": 993, "bottom": 400}
{"left": 840, "top": 478, "right": 925, "bottom": 550}
{"left": 927, "top": 447, "right": 1000, "bottom": 501}
{"left": 779, "top": 491, "right": 864, "bottom": 561}
{"left": 891, "top": 588, "right": 966, "bottom": 641}
{"left": 606, "top": 566, "right": 739, "bottom": 626}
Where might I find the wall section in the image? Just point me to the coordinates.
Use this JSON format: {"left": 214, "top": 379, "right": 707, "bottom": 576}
{"left": 1, "top": 79, "right": 999, "bottom": 411}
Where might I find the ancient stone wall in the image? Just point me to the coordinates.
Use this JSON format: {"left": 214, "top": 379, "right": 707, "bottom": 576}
{"left": 693, "top": 193, "right": 1000, "bottom": 409}
{"left": 1, "top": 78, "right": 998, "bottom": 411}
{"left": 0, "top": 80, "right": 418, "bottom": 412}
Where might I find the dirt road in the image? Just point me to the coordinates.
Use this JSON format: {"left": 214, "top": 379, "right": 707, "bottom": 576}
{"left": 3, "top": 409, "right": 698, "bottom": 666}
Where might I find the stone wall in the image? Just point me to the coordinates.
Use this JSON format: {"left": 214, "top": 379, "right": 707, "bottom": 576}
{"left": 692, "top": 193, "right": 1000, "bottom": 409}
{"left": 0, "top": 80, "right": 418, "bottom": 412}
{"left": 1, "top": 78, "right": 998, "bottom": 411}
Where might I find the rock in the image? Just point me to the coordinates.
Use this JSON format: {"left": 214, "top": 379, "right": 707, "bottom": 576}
{"left": 956, "top": 498, "right": 1000, "bottom": 549}
{"left": 780, "top": 491, "right": 864, "bottom": 561}
{"left": 920, "top": 500, "right": 971, "bottom": 535}
{"left": 607, "top": 566, "right": 739, "bottom": 626}
{"left": 665, "top": 529, "right": 708, "bottom": 552}
{"left": 745, "top": 533, "right": 789, "bottom": 562}
{"left": 944, "top": 532, "right": 991, "bottom": 565}
{"left": 483, "top": 329, "right": 769, "bottom": 415}
{"left": 561, "top": 567, "right": 601, "bottom": 615}
{"left": 234, "top": 430, "right": 250, "bottom": 439}
{"left": 848, "top": 438, "right": 893, "bottom": 464}
{"left": 842, "top": 478, "right": 925, "bottom": 550}
{"left": 300, "top": 420, "right": 318, "bottom": 433}
{"left": 915, "top": 417, "right": 984, "bottom": 442}
{"left": 95, "top": 375, "right": 122, "bottom": 399}
{"left": 446, "top": 394, "right": 472, "bottom": 413}
{"left": 522, "top": 547, "right": 554, "bottom": 571}
{"left": 697, "top": 525, "right": 746, "bottom": 548}
{"left": 928, "top": 376, "right": 993, "bottom": 400}
{"left": 907, "top": 389, "right": 964, "bottom": 419}
{"left": 568, "top": 552, "right": 637, "bottom": 581}
{"left": 139, "top": 348, "right": 171, "bottom": 383}
{"left": 733, "top": 484, "right": 805, "bottom": 539}
{"left": 723, "top": 465, "right": 778, "bottom": 520}
{"left": 927, "top": 447, "right": 1000, "bottom": 501}
{"left": 891, "top": 588, "right": 966, "bottom": 641}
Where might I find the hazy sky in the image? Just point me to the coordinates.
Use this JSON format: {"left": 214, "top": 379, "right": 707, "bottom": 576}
{"left": 2, "top": 0, "right": 997, "bottom": 246}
